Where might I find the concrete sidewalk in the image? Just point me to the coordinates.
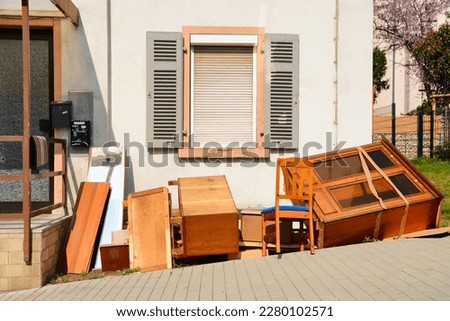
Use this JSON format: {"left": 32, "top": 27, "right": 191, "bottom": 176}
{"left": 1, "top": 235, "right": 449, "bottom": 301}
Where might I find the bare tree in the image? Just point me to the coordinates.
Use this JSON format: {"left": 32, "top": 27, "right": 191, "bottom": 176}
{"left": 374, "top": 0, "right": 450, "bottom": 52}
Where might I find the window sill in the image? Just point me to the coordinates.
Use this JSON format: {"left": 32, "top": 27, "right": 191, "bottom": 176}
{"left": 178, "top": 147, "right": 269, "bottom": 159}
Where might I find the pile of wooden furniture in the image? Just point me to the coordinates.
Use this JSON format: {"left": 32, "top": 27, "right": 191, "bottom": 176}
{"left": 59, "top": 168, "right": 240, "bottom": 274}
{"left": 58, "top": 138, "right": 444, "bottom": 274}
{"left": 125, "top": 175, "right": 240, "bottom": 272}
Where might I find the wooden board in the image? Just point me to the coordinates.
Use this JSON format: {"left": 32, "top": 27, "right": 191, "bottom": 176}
{"left": 385, "top": 227, "right": 450, "bottom": 240}
{"left": 178, "top": 175, "right": 239, "bottom": 257}
{"left": 60, "top": 182, "right": 110, "bottom": 274}
{"left": 178, "top": 176, "right": 237, "bottom": 216}
{"left": 127, "top": 187, "right": 172, "bottom": 272}
{"left": 87, "top": 146, "right": 125, "bottom": 269}
{"left": 111, "top": 229, "right": 129, "bottom": 244}
{"left": 100, "top": 244, "right": 130, "bottom": 272}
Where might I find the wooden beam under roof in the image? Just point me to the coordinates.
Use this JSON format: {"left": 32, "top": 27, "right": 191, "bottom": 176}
{"left": 50, "top": 0, "right": 79, "bottom": 25}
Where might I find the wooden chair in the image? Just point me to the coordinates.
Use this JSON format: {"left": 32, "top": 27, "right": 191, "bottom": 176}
{"left": 261, "top": 157, "right": 315, "bottom": 255}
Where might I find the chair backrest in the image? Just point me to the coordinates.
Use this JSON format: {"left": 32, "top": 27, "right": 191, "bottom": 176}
{"left": 276, "top": 157, "right": 314, "bottom": 206}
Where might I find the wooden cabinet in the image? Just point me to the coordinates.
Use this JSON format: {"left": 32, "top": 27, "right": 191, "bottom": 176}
{"left": 177, "top": 175, "right": 239, "bottom": 257}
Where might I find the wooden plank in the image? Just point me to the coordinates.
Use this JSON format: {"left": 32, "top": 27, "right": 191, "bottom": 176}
{"left": 59, "top": 182, "right": 110, "bottom": 274}
{"left": 385, "top": 227, "right": 450, "bottom": 239}
{"left": 30, "top": 202, "right": 63, "bottom": 216}
{"left": 128, "top": 187, "right": 172, "bottom": 272}
{"left": 111, "top": 229, "right": 128, "bottom": 244}
{"left": 0, "top": 10, "right": 65, "bottom": 18}
{"left": 0, "top": 135, "right": 23, "bottom": 142}
{"left": 22, "top": 0, "right": 32, "bottom": 265}
{"left": 50, "top": 0, "right": 79, "bottom": 25}
{"left": 239, "top": 240, "right": 299, "bottom": 249}
{"left": 52, "top": 17, "right": 63, "bottom": 204}
{"left": 87, "top": 146, "right": 125, "bottom": 269}
{"left": 0, "top": 17, "right": 55, "bottom": 27}
{"left": 0, "top": 175, "right": 23, "bottom": 181}
{"left": 31, "top": 170, "right": 63, "bottom": 179}
{"left": 99, "top": 244, "right": 130, "bottom": 272}
{"left": 178, "top": 176, "right": 237, "bottom": 216}
{"left": 373, "top": 115, "right": 443, "bottom": 134}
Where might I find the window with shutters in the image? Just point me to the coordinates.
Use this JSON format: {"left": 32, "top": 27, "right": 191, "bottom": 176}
{"left": 146, "top": 27, "right": 299, "bottom": 158}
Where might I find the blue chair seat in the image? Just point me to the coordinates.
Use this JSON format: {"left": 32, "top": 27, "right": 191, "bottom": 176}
{"left": 261, "top": 205, "right": 309, "bottom": 214}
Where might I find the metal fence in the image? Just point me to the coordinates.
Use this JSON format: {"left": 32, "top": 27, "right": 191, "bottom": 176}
{"left": 372, "top": 104, "right": 448, "bottom": 160}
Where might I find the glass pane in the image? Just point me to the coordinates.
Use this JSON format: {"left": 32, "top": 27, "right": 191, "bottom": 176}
{"left": 314, "top": 149, "right": 394, "bottom": 181}
{"left": 314, "top": 155, "right": 364, "bottom": 181}
{"left": 390, "top": 173, "right": 421, "bottom": 195}
{"left": 0, "top": 29, "right": 51, "bottom": 136}
{"left": 0, "top": 142, "right": 22, "bottom": 172}
{"left": 0, "top": 180, "right": 23, "bottom": 202}
{"left": 0, "top": 178, "right": 49, "bottom": 202}
{"left": 330, "top": 178, "right": 398, "bottom": 209}
{"left": 0, "top": 29, "right": 52, "bottom": 203}
{"left": 0, "top": 37, "right": 23, "bottom": 135}
{"left": 31, "top": 177, "right": 50, "bottom": 202}
{"left": 367, "top": 150, "right": 394, "bottom": 168}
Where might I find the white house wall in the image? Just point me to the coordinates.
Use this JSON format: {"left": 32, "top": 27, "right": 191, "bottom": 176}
{"left": 57, "top": 0, "right": 373, "bottom": 209}
{"left": 337, "top": 0, "right": 373, "bottom": 146}
{"left": 1, "top": 0, "right": 56, "bottom": 11}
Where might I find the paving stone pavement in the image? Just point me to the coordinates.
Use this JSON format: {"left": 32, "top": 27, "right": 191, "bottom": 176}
{"left": 1, "top": 235, "right": 449, "bottom": 301}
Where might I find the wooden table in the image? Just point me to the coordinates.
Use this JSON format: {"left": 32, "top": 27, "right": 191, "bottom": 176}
{"left": 177, "top": 175, "right": 239, "bottom": 257}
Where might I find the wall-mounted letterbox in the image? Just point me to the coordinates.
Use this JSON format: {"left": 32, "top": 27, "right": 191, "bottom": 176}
{"left": 71, "top": 120, "right": 91, "bottom": 147}
{"left": 51, "top": 101, "right": 72, "bottom": 128}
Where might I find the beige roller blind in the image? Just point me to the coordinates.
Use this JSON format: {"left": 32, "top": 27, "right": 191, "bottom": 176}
{"left": 192, "top": 46, "right": 255, "bottom": 147}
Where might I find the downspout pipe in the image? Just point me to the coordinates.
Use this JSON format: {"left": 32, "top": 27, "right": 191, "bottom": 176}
{"left": 333, "top": 0, "right": 339, "bottom": 149}
{"left": 107, "top": 0, "right": 112, "bottom": 142}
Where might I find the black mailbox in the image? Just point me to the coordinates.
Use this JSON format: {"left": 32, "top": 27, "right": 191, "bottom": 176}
{"left": 71, "top": 120, "right": 91, "bottom": 147}
{"left": 51, "top": 101, "right": 72, "bottom": 128}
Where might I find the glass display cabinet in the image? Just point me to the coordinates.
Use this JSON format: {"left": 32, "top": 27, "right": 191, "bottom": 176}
{"left": 307, "top": 138, "right": 443, "bottom": 248}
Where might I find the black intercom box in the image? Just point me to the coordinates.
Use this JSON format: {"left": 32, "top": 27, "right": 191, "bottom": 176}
{"left": 70, "top": 120, "right": 91, "bottom": 147}
{"left": 51, "top": 101, "right": 72, "bottom": 128}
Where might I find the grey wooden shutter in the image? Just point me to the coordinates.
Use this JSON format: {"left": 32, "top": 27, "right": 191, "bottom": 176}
{"left": 264, "top": 34, "right": 299, "bottom": 149}
{"left": 146, "top": 32, "right": 183, "bottom": 148}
